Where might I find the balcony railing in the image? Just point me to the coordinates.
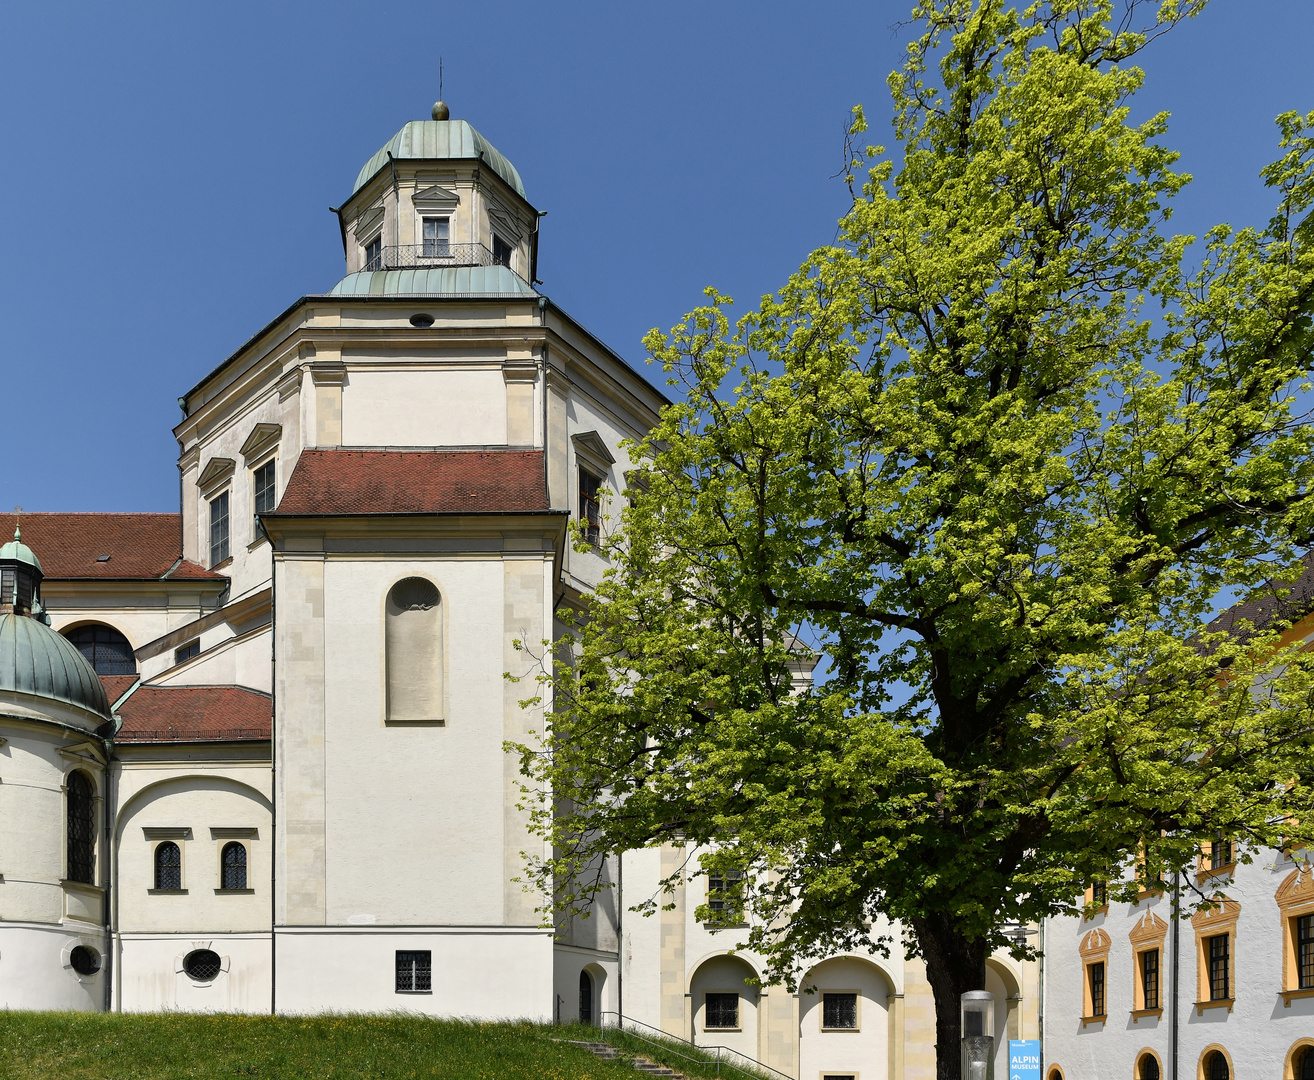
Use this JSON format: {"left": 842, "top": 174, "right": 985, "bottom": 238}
{"left": 361, "top": 242, "right": 510, "bottom": 273}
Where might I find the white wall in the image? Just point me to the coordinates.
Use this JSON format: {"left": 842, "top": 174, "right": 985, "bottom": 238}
{"left": 116, "top": 933, "right": 271, "bottom": 1013}
{"left": 799, "top": 957, "right": 892, "bottom": 1080}
{"left": 341, "top": 367, "right": 507, "bottom": 446}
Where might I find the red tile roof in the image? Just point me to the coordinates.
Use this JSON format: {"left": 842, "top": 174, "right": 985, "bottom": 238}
{"left": 270, "top": 449, "right": 551, "bottom": 516}
{"left": 98, "top": 675, "right": 140, "bottom": 708}
{"left": 114, "top": 684, "right": 271, "bottom": 743}
{"left": 0, "top": 513, "right": 223, "bottom": 581}
{"left": 1207, "top": 552, "right": 1314, "bottom": 639}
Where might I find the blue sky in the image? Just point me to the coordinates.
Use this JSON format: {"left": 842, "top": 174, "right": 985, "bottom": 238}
{"left": 1, "top": 1, "right": 1310, "bottom": 512}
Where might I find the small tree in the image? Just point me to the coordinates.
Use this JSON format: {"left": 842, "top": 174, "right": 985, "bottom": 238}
{"left": 513, "top": 2, "right": 1314, "bottom": 1077}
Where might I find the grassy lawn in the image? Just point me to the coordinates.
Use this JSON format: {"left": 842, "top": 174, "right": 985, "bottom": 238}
{"left": 0, "top": 1014, "right": 641, "bottom": 1080}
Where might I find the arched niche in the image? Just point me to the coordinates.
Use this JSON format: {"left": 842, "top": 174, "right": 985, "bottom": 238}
{"left": 385, "top": 577, "right": 444, "bottom": 722}
{"left": 798, "top": 955, "right": 894, "bottom": 1080}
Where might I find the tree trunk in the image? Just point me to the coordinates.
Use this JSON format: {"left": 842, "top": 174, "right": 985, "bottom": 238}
{"left": 912, "top": 914, "right": 990, "bottom": 1080}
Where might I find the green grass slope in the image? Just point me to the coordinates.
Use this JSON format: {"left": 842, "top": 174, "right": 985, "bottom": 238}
{"left": 0, "top": 1014, "right": 640, "bottom": 1080}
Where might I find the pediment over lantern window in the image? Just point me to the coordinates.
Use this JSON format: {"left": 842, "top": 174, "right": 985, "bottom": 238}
{"left": 412, "top": 184, "right": 460, "bottom": 208}
{"left": 488, "top": 204, "right": 525, "bottom": 243}
{"left": 353, "top": 205, "right": 385, "bottom": 240}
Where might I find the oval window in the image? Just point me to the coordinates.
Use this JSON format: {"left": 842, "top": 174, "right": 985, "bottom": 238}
{"left": 183, "top": 949, "right": 222, "bottom": 982}
{"left": 69, "top": 945, "right": 101, "bottom": 976}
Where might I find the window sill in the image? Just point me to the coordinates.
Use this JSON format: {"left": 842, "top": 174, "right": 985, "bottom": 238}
{"left": 215, "top": 888, "right": 255, "bottom": 894}
{"left": 705, "top": 1028, "right": 741, "bottom": 1034}
{"left": 1195, "top": 864, "right": 1235, "bottom": 886}
{"left": 1281, "top": 987, "right": 1314, "bottom": 1006}
{"left": 1131, "top": 1008, "right": 1163, "bottom": 1022}
{"left": 1194, "top": 998, "right": 1234, "bottom": 1015}
{"left": 384, "top": 718, "right": 446, "bottom": 727}
{"left": 209, "top": 556, "right": 234, "bottom": 571}
{"left": 148, "top": 888, "right": 188, "bottom": 895}
{"left": 60, "top": 879, "right": 103, "bottom": 893}
{"left": 1083, "top": 905, "right": 1108, "bottom": 921}
{"left": 1136, "top": 888, "right": 1162, "bottom": 901}
{"left": 1080, "top": 1014, "right": 1106, "bottom": 1028}
{"left": 395, "top": 990, "right": 432, "bottom": 995}
{"left": 247, "top": 535, "right": 269, "bottom": 552}
{"left": 702, "top": 921, "right": 748, "bottom": 930}
{"left": 820, "top": 1027, "right": 861, "bottom": 1033}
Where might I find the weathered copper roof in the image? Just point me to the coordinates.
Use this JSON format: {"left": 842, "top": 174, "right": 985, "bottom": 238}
{"left": 352, "top": 119, "right": 525, "bottom": 198}
{"left": 268, "top": 449, "right": 550, "bottom": 516}
{"left": 0, "top": 613, "right": 111, "bottom": 718}
{"left": 327, "top": 264, "right": 536, "bottom": 298}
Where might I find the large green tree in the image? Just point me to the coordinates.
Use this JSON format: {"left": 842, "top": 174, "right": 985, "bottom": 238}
{"left": 513, "top": 2, "right": 1314, "bottom": 1077}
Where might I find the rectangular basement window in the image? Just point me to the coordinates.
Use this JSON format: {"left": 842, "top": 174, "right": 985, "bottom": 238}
{"left": 396, "top": 950, "right": 431, "bottom": 993}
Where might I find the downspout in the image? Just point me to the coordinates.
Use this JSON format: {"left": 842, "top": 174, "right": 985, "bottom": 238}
{"left": 1037, "top": 919, "right": 1044, "bottom": 1080}
{"left": 1171, "top": 870, "right": 1180, "bottom": 1080}
{"left": 268, "top": 529, "right": 278, "bottom": 1015}
{"left": 103, "top": 733, "right": 115, "bottom": 1012}
{"left": 386, "top": 152, "right": 399, "bottom": 253}
{"left": 616, "top": 851, "right": 623, "bottom": 1023}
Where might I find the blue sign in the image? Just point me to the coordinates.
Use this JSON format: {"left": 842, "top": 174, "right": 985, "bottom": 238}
{"left": 1009, "top": 1040, "right": 1041, "bottom": 1080}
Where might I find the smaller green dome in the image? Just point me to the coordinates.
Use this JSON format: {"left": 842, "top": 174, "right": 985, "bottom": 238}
{"left": 352, "top": 119, "right": 526, "bottom": 199}
{"left": 0, "top": 526, "right": 42, "bottom": 573}
{"left": 0, "top": 613, "right": 110, "bottom": 718}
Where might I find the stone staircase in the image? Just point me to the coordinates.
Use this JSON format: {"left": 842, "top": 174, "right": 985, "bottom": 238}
{"left": 570, "top": 1039, "right": 685, "bottom": 1078}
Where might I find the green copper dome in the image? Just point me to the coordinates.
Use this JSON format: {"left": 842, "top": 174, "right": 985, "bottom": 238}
{"left": 352, "top": 119, "right": 526, "bottom": 199}
{"left": 0, "top": 613, "right": 111, "bottom": 718}
{"left": 0, "top": 531, "right": 42, "bottom": 573}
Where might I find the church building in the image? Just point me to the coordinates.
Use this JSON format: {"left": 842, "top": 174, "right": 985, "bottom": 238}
{"left": 0, "top": 103, "right": 1037, "bottom": 1080}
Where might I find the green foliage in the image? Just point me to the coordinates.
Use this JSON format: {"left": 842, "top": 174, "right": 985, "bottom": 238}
{"left": 0, "top": 1014, "right": 634, "bottom": 1080}
{"left": 513, "top": 0, "right": 1314, "bottom": 1070}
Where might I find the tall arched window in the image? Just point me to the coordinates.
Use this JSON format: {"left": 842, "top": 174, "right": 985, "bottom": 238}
{"left": 64, "top": 624, "right": 136, "bottom": 675}
{"left": 221, "top": 842, "right": 247, "bottom": 890}
{"left": 1301, "top": 1047, "right": 1314, "bottom": 1080}
{"left": 66, "top": 771, "right": 96, "bottom": 884}
{"left": 385, "top": 577, "right": 443, "bottom": 722}
{"left": 1205, "top": 1050, "right": 1229, "bottom": 1080}
{"left": 579, "top": 969, "right": 593, "bottom": 1024}
{"left": 154, "top": 841, "right": 181, "bottom": 890}
{"left": 1136, "top": 1053, "right": 1160, "bottom": 1080}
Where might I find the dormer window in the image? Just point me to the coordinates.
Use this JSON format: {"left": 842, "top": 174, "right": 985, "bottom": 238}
{"left": 492, "top": 235, "right": 512, "bottom": 268}
{"left": 423, "top": 217, "right": 450, "bottom": 258}
{"left": 364, "top": 236, "right": 382, "bottom": 272}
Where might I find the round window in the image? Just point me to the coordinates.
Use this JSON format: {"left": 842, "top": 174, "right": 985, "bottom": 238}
{"left": 409, "top": 313, "right": 435, "bottom": 328}
{"left": 69, "top": 945, "right": 101, "bottom": 976}
{"left": 183, "top": 949, "right": 222, "bottom": 982}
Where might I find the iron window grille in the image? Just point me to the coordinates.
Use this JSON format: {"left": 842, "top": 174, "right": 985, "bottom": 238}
{"left": 707, "top": 868, "right": 745, "bottom": 923}
{"left": 1088, "top": 961, "right": 1106, "bottom": 1016}
{"left": 66, "top": 771, "right": 95, "bottom": 884}
{"left": 154, "top": 841, "right": 181, "bottom": 890}
{"left": 1209, "top": 838, "right": 1233, "bottom": 869}
{"left": 1141, "top": 948, "right": 1160, "bottom": 1009}
{"left": 579, "top": 970, "right": 593, "bottom": 1024}
{"left": 1208, "top": 933, "right": 1230, "bottom": 1000}
{"left": 1299, "top": 913, "right": 1314, "bottom": 989}
{"left": 822, "top": 1076, "right": 857, "bottom": 1080}
{"left": 65, "top": 624, "right": 136, "bottom": 676}
{"left": 364, "top": 236, "right": 382, "bottom": 272}
{"left": 396, "top": 950, "right": 431, "bottom": 992}
{"left": 209, "top": 491, "right": 230, "bottom": 565}
{"left": 1301, "top": 1047, "right": 1314, "bottom": 1080}
{"left": 1206, "top": 1051, "right": 1229, "bottom": 1080}
{"left": 1138, "top": 1054, "right": 1161, "bottom": 1080}
{"left": 579, "top": 470, "right": 602, "bottom": 546}
{"left": 221, "top": 842, "right": 247, "bottom": 891}
{"left": 184, "top": 949, "right": 221, "bottom": 981}
{"left": 704, "top": 992, "right": 739, "bottom": 1029}
{"left": 822, "top": 992, "right": 858, "bottom": 1029}
{"left": 69, "top": 945, "right": 101, "bottom": 976}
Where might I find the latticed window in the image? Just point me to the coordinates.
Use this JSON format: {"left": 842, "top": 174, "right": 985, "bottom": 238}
{"left": 707, "top": 868, "right": 745, "bottom": 924}
{"left": 1088, "top": 961, "right": 1106, "bottom": 1016}
{"left": 1208, "top": 933, "right": 1230, "bottom": 1000}
{"left": 579, "top": 470, "right": 602, "bottom": 545}
{"left": 396, "top": 950, "right": 431, "bottom": 992}
{"left": 1209, "top": 838, "right": 1233, "bottom": 869}
{"left": 364, "top": 236, "right": 382, "bottom": 271}
{"left": 1141, "top": 948, "right": 1159, "bottom": 1009}
{"left": 209, "top": 491, "right": 230, "bottom": 565}
{"left": 65, "top": 624, "right": 135, "bottom": 675}
{"left": 184, "top": 949, "right": 221, "bottom": 981}
{"left": 1090, "top": 880, "right": 1107, "bottom": 907}
{"left": 822, "top": 992, "right": 858, "bottom": 1029}
{"left": 1206, "top": 1051, "right": 1229, "bottom": 1080}
{"left": 492, "top": 235, "right": 512, "bottom": 268}
{"left": 1138, "top": 1054, "right": 1160, "bottom": 1080}
{"left": 578, "top": 969, "right": 593, "bottom": 1024}
{"left": 154, "top": 841, "right": 181, "bottom": 890}
{"left": 1300, "top": 913, "right": 1314, "bottom": 989}
{"left": 221, "top": 842, "right": 247, "bottom": 891}
{"left": 1300, "top": 1047, "right": 1314, "bottom": 1080}
{"left": 66, "top": 771, "right": 95, "bottom": 884}
{"left": 704, "top": 992, "right": 739, "bottom": 1029}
